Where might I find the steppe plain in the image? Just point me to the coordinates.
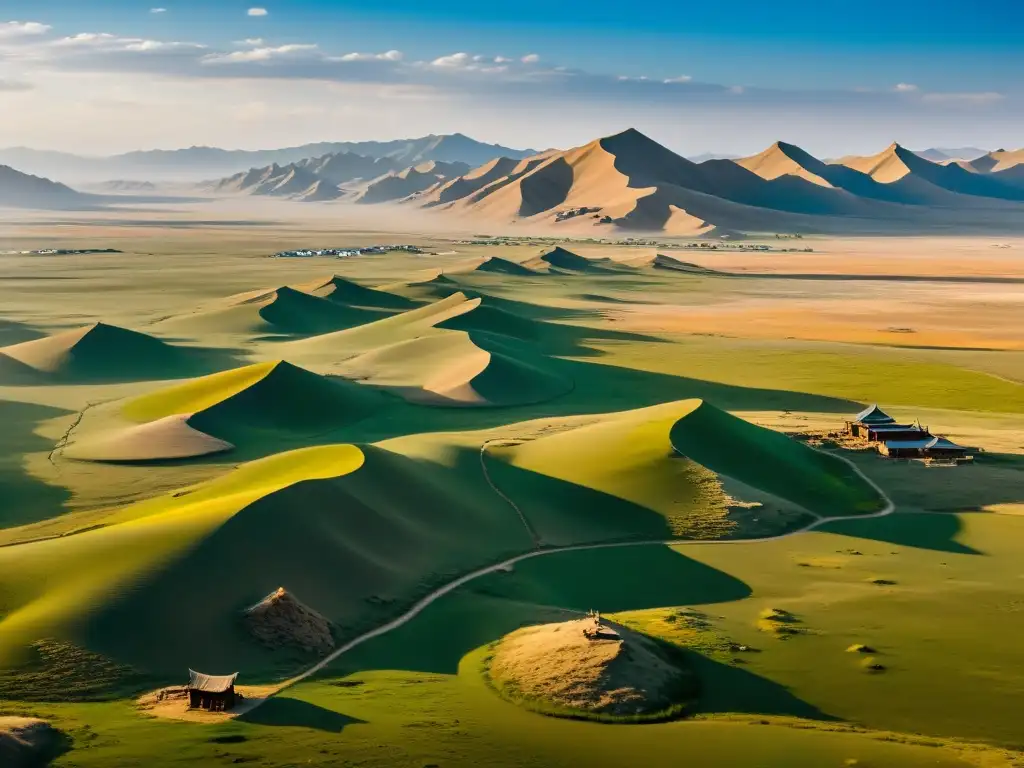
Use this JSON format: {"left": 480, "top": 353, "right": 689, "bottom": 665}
{"left": 1, "top": 203, "right": 1023, "bottom": 767}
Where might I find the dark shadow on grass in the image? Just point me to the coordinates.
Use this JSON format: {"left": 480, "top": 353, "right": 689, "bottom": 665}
{"left": 0, "top": 400, "right": 74, "bottom": 527}
{"left": 237, "top": 696, "right": 366, "bottom": 732}
{"left": 685, "top": 651, "right": 837, "bottom": 721}
{"left": 816, "top": 512, "right": 982, "bottom": 555}
{"left": 331, "top": 545, "right": 751, "bottom": 678}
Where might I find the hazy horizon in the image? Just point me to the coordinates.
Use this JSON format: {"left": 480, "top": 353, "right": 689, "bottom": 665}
{"left": 0, "top": 1, "right": 1021, "bottom": 158}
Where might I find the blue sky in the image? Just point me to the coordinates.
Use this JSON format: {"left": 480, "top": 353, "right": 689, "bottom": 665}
{"left": 0, "top": 1, "right": 1021, "bottom": 155}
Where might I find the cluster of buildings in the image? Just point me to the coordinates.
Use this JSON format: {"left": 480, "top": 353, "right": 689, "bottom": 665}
{"left": 271, "top": 245, "right": 423, "bottom": 258}
{"left": 846, "top": 405, "right": 971, "bottom": 462}
{"left": 554, "top": 206, "right": 603, "bottom": 222}
{"left": 2, "top": 248, "right": 122, "bottom": 255}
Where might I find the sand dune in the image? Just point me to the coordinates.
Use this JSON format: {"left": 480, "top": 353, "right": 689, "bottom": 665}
{"left": 300, "top": 275, "right": 418, "bottom": 309}
{"left": 0, "top": 322, "right": 205, "bottom": 382}
{"left": 834, "top": 143, "right": 1024, "bottom": 201}
{"left": 523, "top": 246, "right": 624, "bottom": 274}
{"left": 63, "top": 414, "right": 234, "bottom": 462}
{"left": 63, "top": 360, "right": 388, "bottom": 461}
{"left": 414, "top": 130, "right": 1024, "bottom": 233}
{"left": 471, "top": 256, "right": 539, "bottom": 275}
{"left": 338, "top": 330, "right": 570, "bottom": 406}
{"left": 156, "top": 285, "right": 387, "bottom": 338}
{"left": 355, "top": 160, "right": 470, "bottom": 204}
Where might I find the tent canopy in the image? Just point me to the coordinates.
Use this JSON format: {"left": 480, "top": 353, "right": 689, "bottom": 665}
{"left": 188, "top": 669, "right": 238, "bottom": 693}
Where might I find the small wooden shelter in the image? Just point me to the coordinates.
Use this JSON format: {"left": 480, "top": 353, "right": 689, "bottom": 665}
{"left": 187, "top": 669, "right": 238, "bottom": 712}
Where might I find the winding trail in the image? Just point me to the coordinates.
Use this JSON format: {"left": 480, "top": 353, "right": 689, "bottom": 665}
{"left": 264, "top": 441, "right": 894, "bottom": 702}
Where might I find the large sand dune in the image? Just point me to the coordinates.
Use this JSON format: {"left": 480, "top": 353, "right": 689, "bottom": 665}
{"left": 0, "top": 322, "right": 211, "bottom": 383}
{"left": 412, "top": 130, "right": 1024, "bottom": 233}
{"left": 67, "top": 360, "right": 387, "bottom": 461}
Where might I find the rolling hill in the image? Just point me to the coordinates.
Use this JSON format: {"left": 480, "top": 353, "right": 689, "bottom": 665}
{"left": 0, "top": 442, "right": 533, "bottom": 673}
{"left": 486, "top": 399, "right": 885, "bottom": 545}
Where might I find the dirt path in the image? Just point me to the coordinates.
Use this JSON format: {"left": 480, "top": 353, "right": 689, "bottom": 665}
{"left": 479, "top": 439, "right": 542, "bottom": 547}
{"left": 246, "top": 441, "right": 895, "bottom": 708}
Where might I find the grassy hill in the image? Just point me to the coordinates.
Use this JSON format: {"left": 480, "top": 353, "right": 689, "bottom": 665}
{"left": 0, "top": 442, "right": 532, "bottom": 678}
{"left": 486, "top": 400, "right": 882, "bottom": 545}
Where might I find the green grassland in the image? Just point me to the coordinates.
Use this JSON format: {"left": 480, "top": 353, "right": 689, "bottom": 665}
{"left": 1, "top": 233, "right": 1023, "bottom": 767}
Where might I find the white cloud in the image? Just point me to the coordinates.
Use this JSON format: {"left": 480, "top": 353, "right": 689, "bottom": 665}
{"left": 0, "top": 21, "right": 51, "bottom": 39}
{"left": 204, "top": 43, "right": 317, "bottom": 64}
{"left": 494, "top": 56, "right": 511, "bottom": 64}
{"left": 238, "top": 38, "right": 264, "bottom": 46}
{"left": 338, "top": 49, "right": 403, "bottom": 62}
{"left": 894, "top": 83, "right": 919, "bottom": 92}
{"left": 150, "top": 8, "right": 167, "bottom": 13}
{"left": 663, "top": 75, "right": 692, "bottom": 84}
{"left": 432, "top": 52, "right": 471, "bottom": 68}
{"left": 521, "top": 53, "right": 540, "bottom": 64}
{"left": 247, "top": 8, "right": 269, "bottom": 17}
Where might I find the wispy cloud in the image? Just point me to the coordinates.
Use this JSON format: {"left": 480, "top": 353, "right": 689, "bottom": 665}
{"left": 247, "top": 8, "right": 268, "bottom": 17}
{"left": 150, "top": 8, "right": 167, "bottom": 14}
{"left": 894, "top": 83, "right": 919, "bottom": 92}
{"left": 0, "top": 20, "right": 51, "bottom": 39}
{"left": 521, "top": 53, "right": 540, "bottom": 64}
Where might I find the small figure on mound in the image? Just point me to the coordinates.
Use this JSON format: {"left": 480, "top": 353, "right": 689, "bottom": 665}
{"left": 583, "top": 609, "right": 620, "bottom": 641}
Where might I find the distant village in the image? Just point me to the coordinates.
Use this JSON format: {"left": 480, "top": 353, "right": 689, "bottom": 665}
{"left": 1, "top": 248, "right": 123, "bottom": 255}
{"left": 270, "top": 245, "right": 424, "bottom": 258}
{"left": 455, "top": 234, "right": 812, "bottom": 253}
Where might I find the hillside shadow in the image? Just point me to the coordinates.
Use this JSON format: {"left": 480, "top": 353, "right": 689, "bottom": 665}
{"left": 685, "top": 652, "right": 836, "bottom": 721}
{"left": 331, "top": 545, "right": 751, "bottom": 678}
{"left": 0, "top": 400, "right": 74, "bottom": 527}
{"left": 817, "top": 512, "right": 982, "bottom": 555}
{"left": 238, "top": 696, "right": 365, "bottom": 732}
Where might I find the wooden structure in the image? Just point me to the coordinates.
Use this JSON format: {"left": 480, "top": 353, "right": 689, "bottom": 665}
{"left": 187, "top": 669, "right": 238, "bottom": 712}
{"left": 879, "top": 436, "right": 970, "bottom": 461}
{"left": 846, "top": 404, "right": 896, "bottom": 437}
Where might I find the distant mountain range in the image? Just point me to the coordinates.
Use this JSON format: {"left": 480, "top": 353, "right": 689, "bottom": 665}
{"left": 914, "top": 147, "right": 990, "bottom": 162}
{"left": 206, "top": 153, "right": 472, "bottom": 203}
{"left": 0, "top": 165, "right": 91, "bottom": 209}
{"left": 0, "top": 134, "right": 535, "bottom": 185}
{"left": 399, "top": 130, "right": 1024, "bottom": 235}
{"left": 4, "top": 130, "right": 1024, "bottom": 234}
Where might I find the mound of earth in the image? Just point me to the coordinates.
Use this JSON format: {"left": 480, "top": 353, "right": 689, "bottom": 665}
{"left": 244, "top": 587, "right": 334, "bottom": 654}
{"left": 486, "top": 618, "right": 697, "bottom": 718}
{"left": 0, "top": 322, "right": 203, "bottom": 382}
{"left": 0, "top": 717, "right": 69, "bottom": 767}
